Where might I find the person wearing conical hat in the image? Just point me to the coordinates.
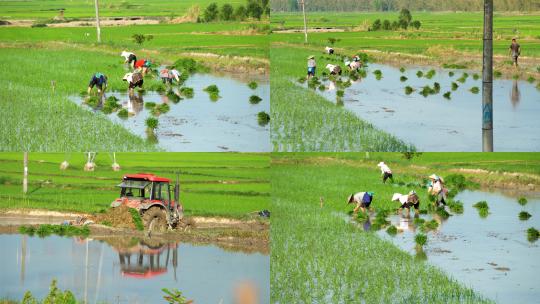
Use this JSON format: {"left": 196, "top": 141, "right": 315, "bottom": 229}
{"left": 428, "top": 174, "right": 447, "bottom": 207}
{"left": 377, "top": 161, "right": 393, "bottom": 184}
{"left": 307, "top": 55, "right": 316, "bottom": 79}
{"left": 347, "top": 191, "right": 374, "bottom": 214}
{"left": 392, "top": 190, "right": 420, "bottom": 215}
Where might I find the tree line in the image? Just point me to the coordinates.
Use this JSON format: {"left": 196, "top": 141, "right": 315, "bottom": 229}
{"left": 201, "top": 0, "right": 269, "bottom": 22}
{"left": 272, "top": 0, "right": 539, "bottom": 12}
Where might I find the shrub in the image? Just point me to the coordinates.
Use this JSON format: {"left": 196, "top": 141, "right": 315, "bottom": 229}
{"left": 519, "top": 211, "right": 531, "bottom": 221}
{"left": 518, "top": 197, "right": 528, "bottom": 206}
{"left": 132, "top": 33, "right": 153, "bottom": 45}
{"left": 250, "top": 95, "right": 262, "bottom": 104}
{"left": 220, "top": 3, "right": 234, "bottom": 20}
{"left": 257, "top": 111, "right": 270, "bottom": 126}
{"left": 382, "top": 19, "right": 391, "bottom": 30}
{"left": 415, "top": 233, "right": 427, "bottom": 246}
{"left": 129, "top": 208, "right": 144, "bottom": 231}
{"left": 117, "top": 108, "right": 129, "bottom": 119}
{"left": 410, "top": 20, "right": 421, "bottom": 30}
{"left": 386, "top": 225, "right": 398, "bottom": 236}
{"left": 146, "top": 117, "right": 159, "bottom": 130}
{"left": 527, "top": 227, "right": 539, "bottom": 242}
{"left": 248, "top": 81, "right": 258, "bottom": 89}
{"left": 203, "top": 2, "right": 219, "bottom": 22}
{"left": 371, "top": 19, "right": 381, "bottom": 31}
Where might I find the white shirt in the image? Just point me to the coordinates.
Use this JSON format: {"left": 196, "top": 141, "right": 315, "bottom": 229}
{"left": 326, "top": 64, "right": 336, "bottom": 72}
{"left": 379, "top": 163, "right": 392, "bottom": 174}
{"left": 349, "top": 61, "right": 361, "bottom": 70}
{"left": 352, "top": 192, "right": 366, "bottom": 203}
{"left": 121, "top": 51, "right": 134, "bottom": 61}
{"left": 122, "top": 73, "right": 133, "bottom": 83}
{"left": 392, "top": 193, "right": 408, "bottom": 205}
{"left": 170, "top": 69, "right": 180, "bottom": 78}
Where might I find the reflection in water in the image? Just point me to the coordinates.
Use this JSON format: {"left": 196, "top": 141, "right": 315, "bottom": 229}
{"left": 510, "top": 80, "right": 520, "bottom": 108}
{"left": 125, "top": 92, "right": 144, "bottom": 115}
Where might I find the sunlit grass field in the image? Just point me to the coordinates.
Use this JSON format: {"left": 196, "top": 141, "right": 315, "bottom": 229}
{"left": 0, "top": 153, "right": 269, "bottom": 218}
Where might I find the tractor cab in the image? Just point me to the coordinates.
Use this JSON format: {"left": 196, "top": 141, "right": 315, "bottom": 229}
{"left": 111, "top": 173, "right": 183, "bottom": 231}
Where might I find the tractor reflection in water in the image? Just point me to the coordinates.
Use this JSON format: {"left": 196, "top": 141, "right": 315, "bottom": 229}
{"left": 114, "top": 238, "right": 179, "bottom": 280}
{"left": 111, "top": 173, "right": 184, "bottom": 233}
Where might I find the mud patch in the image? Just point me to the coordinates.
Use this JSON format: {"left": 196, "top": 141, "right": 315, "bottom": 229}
{"left": 91, "top": 205, "right": 136, "bottom": 230}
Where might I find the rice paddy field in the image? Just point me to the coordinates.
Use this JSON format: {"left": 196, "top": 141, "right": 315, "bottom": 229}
{"left": 0, "top": 152, "right": 269, "bottom": 218}
{"left": 271, "top": 152, "right": 540, "bottom": 303}
{"left": 0, "top": 0, "right": 269, "bottom": 152}
{"left": 270, "top": 11, "right": 540, "bottom": 152}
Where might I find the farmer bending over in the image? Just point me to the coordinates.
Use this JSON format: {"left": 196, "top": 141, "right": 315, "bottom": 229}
{"left": 170, "top": 69, "right": 181, "bottom": 83}
{"left": 307, "top": 56, "right": 316, "bottom": 79}
{"left": 87, "top": 72, "right": 107, "bottom": 94}
{"left": 347, "top": 191, "right": 374, "bottom": 214}
{"left": 392, "top": 190, "right": 420, "bottom": 215}
{"left": 377, "top": 161, "right": 393, "bottom": 183}
{"left": 160, "top": 68, "right": 172, "bottom": 84}
{"left": 509, "top": 38, "right": 521, "bottom": 67}
{"left": 427, "top": 174, "right": 447, "bottom": 207}
{"left": 121, "top": 51, "right": 137, "bottom": 69}
{"left": 325, "top": 46, "right": 334, "bottom": 55}
{"left": 134, "top": 59, "right": 152, "bottom": 75}
{"left": 123, "top": 72, "right": 144, "bottom": 93}
{"left": 347, "top": 56, "right": 362, "bottom": 71}
{"left": 326, "top": 64, "right": 342, "bottom": 75}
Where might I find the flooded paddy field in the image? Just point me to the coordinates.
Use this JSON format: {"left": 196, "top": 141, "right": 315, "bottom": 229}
{"left": 376, "top": 190, "right": 540, "bottom": 303}
{"left": 311, "top": 64, "right": 540, "bottom": 151}
{"left": 71, "top": 73, "right": 270, "bottom": 152}
{"left": 0, "top": 233, "right": 269, "bottom": 304}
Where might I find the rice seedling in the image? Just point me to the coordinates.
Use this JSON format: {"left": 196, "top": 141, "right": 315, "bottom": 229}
{"left": 156, "top": 103, "right": 170, "bottom": 114}
{"left": 436, "top": 206, "right": 451, "bottom": 219}
{"left": 250, "top": 95, "right": 263, "bottom": 104}
{"left": 179, "top": 87, "right": 194, "bottom": 98}
{"left": 518, "top": 197, "right": 528, "bottom": 206}
{"left": 145, "top": 102, "right": 157, "bottom": 109}
{"left": 433, "top": 82, "right": 441, "bottom": 93}
{"left": 257, "top": 111, "right": 270, "bottom": 126}
{"left": 473, "top": 73, "right": 480, "bottom": 80}
{"left": 518, "top": 211, "right": 531, "bottom": 221}
{"left": 421, "top": 219, "right": 439, "bottom": 232}
{"left": 420, "top": 85, "right": 435, "bottom": 97}
{"left": 448, "top": 71, "right": 455, "bottom": 77}
{"left": 447, "top": 200, "right": 464, "bottom": 214}
{"left": 349, "top": 70, "right": 359, "bottom": 81}
{"left": 527, "top": 227, "right": 539, "bottom": 242}
{"left": 20, "top": 224, "right": 89, "bottom": 238}
{"left": 451, "top": 82, "right": 459, "bottom": 90}
{"left": 527, "top": 76, "right": 535, "bottom": 83}
{"left": 203, "top": 84, "right": 219, "bottom": 94}
{"left": 399, "top": 67, "right": 405, "bottom": 73}
{"left": 85, "top": 96, "right": 101, "bottom": 109}
{"left": 494, "top": 70, "right": 502, "bottom": 78}
{"left": 413, "top": 217, "right": 426, "bottom": 226}
{"left": 128, "top": 208, "right": 144, "bottom": 231}
{"left": 400, "top": 76, "right": 408, "bottom": 82}
{"left": 79, "top": 90, "right": 88, "bottom": 97}
{"left": 512, "top": 74, "right": 519, "bottom": 80}
{"left": 166, "top": 90, "right": 181, "bottom": 103}
{"left": 457, "top": 76, "right": 467, "bottom": 83}
{"left": 336, "top": 90, "right": 345, "bottom": 97}
{"left": 470, "top": 87, "right": 480, "bottom": 94}
{"left": 318, "top": 84, "right": 326, "bottom": 91}
{"left": 425, "top": 69, "right": 436, "bottom": 79}
{"left": 415, "top": 233, "right": 427, "bottom": 247}
{"left": 373, "top": 69, "right": 383, "bottom": 80}
{"left": 117, "top": 108, "right": 128, "bottom": 119}
{"left": 443, "top": 91, "right": 451, "bottom": 100}
{"left": 297, "top": 77, "right": 306, "bottom": 84}
{"left": 145, "top": 117, "right": 159, "bottom": 130}
{"left": 358, "top": 69, "right": 367, "bottom": 78}
{"left": 416, "top": 70, "right": 423, "bottom": 78}
{"left": 248, "top": 81, "right": 258, "bottom": 89}
{"left": 473, "top": 200, "right": 489, "bottom": 218}
{"left": 386, "top": 225, "right": 398, "bottom": 236}
{"left": 405, "top": 86, "right": 415, "bottom": 95}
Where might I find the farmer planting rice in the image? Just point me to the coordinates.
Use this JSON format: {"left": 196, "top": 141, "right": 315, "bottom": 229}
{"left": 347, "top": 191, "right": 374, "bottom": 214}
{"left": 87, "top": 72, "right": 107, "bottom": 94}
{"left": 134, "top": 59, "right": 152, "bottom": 75}
{"left": 428, "top": 174, "right": 448, "bottom": 207}
{"left": 509, "top": 38, "right": 521, "bottom": 67}
{"left": 347, "top": 56, "right": 362, "bottom": 71}
{"left": 170, "top": 68, "right": 181, "bottom": 83}
{"left": 377, "top": 161, "right": 393, "bottom": 183}
{"left": 120, "top": 51, "right": 137, "bottom": 69}
{"left": 160, "top": 68, "right": 172, "bottom": 84}
{"left": 122, "top": 72, "right": 144, "bottom": 93}
{"left": 392, "top": 190, "right": 420, "bottom": 215}
{"left": 307, "top": 55, "right": 316, "bottom": 78}
{"left": 326, "top": 64, "right": 342, "bottom": 75}
{"left": 325, "top": 46, "right": 334, "bottom": 54}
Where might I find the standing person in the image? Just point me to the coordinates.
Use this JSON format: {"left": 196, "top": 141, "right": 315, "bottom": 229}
{"left": 307, "top": 55, "right": 316, "bottom": 79}
{"left": 121, "top": 51, "right": 137, "bottom": 69}
{"left": 87, "top": 72, "right": 107, "bottom": 94}
{"left": 509, "top": 38, "right": 521, "bottom": 67}
{"left": 122, "top": 72, "right": 144, "bottom": 93}
{"left": 427, "top": 174, "right": 447, "bottom": 207}
{"left": 347, "top": 191, "right": 374, "bottom": 214}
{"left": 377, "top": 161, "right": 393, "bottom": 183}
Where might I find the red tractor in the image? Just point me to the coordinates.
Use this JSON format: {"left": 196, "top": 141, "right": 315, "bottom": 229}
{"left": 111, "top": 173, "right": 183, "bottom": 232}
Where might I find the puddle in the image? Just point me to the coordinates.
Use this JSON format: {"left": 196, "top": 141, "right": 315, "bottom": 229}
{"left": 71, "top": 73, "right": 270, "bottom": 152}
{"left": 310, "top": 64, "right": 540, "bottom": 151}
{"left": 375, "top": 190, "right": 540, "bottom": 303}
{"left": 0, "top": 234, "right": 269, "bottom": 303}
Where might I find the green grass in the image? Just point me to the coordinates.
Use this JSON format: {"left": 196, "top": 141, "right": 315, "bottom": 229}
{"left": 19, "top": 224, "right": 90, "bottom": 238}
{"left": 0, "top": 152, "right": 269, "bottom": 219}
{"left": 271, "top": 152, "right": 492, "bottom": 303}
{"left": 270, "top": 47, "right": 414, "bottom": 152}
{"left": 129, "top": 208, "right": 144, "bottom": 230}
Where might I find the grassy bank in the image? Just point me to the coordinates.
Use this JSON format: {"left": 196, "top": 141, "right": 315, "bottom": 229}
{"left": 271, "top": 152, "right": 539, "bottom": 303}
{"left": 0, "top": 153, "right": 269, "bottom": 218}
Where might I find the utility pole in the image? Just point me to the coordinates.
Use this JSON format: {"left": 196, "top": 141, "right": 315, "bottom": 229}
{"left": 299, "top": 0, "right": 308, "bottom": 43}
{"left": 23, "top": 152, "right": 28, "bottom": 194}
{"left": 482, "top": 0, "right": 493, "bottom": 152}
{"left": 94, "top": 0, "right": 101, "bottom": 43}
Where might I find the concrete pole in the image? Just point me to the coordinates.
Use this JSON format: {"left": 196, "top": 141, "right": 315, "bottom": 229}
{"left": 482, "top": 0, "right": 494, "bottom": 152}
{"left": 23, "top": 152, "right": 28, "bottom": 194}
{"left": 300, "top": 0, "right": 308, "bottom": 43}
{"left": 94, "top": 0, "right": 101, "bottom": 43}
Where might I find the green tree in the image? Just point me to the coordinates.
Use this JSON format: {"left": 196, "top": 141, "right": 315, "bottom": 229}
{"left": 399, "top": 8, "right": 412, "bottom": 24}
{"left": 203, "top": 3, "right": 219, "bottom": 22}
{"left": 371, "top": 18, "right": 382, "bottom": 31}
{"left": 398, "top": 19, "right": 408, "bottom": 29}
{"left": 246, "top": 0, "right": 263, "bottom": 19}
{"left": 220, "top": 4, "right": 234, "bottom": 20}
{"left": 411, "top": 20, "right": 421, "bottom": 29}
{"left": 382, "top": 19, "right": 391, "bottom": 30}
{"left": 234, "top": 5, "right": 247, "bottom": 20}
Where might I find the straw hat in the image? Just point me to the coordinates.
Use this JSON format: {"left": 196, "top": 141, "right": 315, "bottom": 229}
{"left": 347, "top": 194, "right": 354, "bottom": 204}
{"left": 428, "top": 174, "right": 439, "bottom": 180}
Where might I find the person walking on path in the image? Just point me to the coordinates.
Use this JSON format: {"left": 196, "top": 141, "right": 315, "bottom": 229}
{"left": 509, "top": 38, "right": 521, "bottom": 67}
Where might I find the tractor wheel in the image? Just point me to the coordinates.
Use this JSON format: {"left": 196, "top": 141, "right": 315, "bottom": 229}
{"left": 142, "top": 207, "right": 167, "bottom": 233}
